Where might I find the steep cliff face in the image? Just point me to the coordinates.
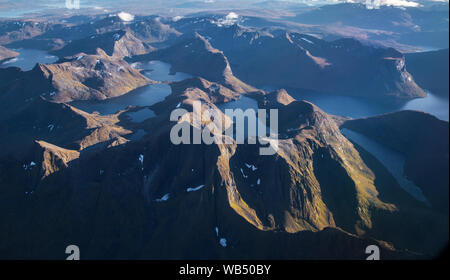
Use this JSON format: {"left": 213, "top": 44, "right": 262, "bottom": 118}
{"left": 405, "top": 49, "right": 449, "bottom": 97}
{"left": 219, "top": 100, "right": 398, "bottom": 234}
{"left": 35, "top": 140, "right": 80, "bottom": 179}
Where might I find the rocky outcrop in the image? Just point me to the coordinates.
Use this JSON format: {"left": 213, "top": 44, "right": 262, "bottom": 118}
{"left": 151, "top": 77, "right": 242, "bottom": 116}
{"left": 35, "top": 140, "right": 80, "bottom": 179}
{"left": 0, "top": 97, "right": 133, "bottom": 159}
{"left": 248, "top": 88, "right": 295, "bottom": 108}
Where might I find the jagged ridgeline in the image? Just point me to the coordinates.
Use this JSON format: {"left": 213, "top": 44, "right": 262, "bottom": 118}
{"left": 0, "top": 9, "right": 448, "bottom": 260}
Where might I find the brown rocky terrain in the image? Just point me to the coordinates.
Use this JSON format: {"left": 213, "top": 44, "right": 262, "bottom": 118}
{"left": 0, "top": 45, "right": 18, "bottom": 63}
{"left": 0, "top": 48, "right": 152, "bottom": 112}
{"left": 0, "top": 82, "right": 445, "bottom": 259}
{"left": 0, "top": 97, "right": 134, "bottom": 160}
{"left": 0, "top": 10, "right": 447, "bottom": 260}
{"left": 0, "top": 20, "right": 54, "bottom": 45}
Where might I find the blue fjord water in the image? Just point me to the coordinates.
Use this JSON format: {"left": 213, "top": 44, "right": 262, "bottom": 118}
{"left": 0, "top": 48, "right": 58, "bottom": 71}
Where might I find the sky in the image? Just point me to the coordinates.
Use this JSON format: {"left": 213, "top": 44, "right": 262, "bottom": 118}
{"left": 0, "top": 0, "right": 448, "bottom": 16}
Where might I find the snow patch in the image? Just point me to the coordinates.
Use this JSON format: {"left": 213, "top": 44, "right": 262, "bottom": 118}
{"left": 245, "top": 163, "right": 257, "bottom": 171}
{"left": 23, "top": 161, "right": 36, "bottom": 171}
{"left": 113, "top": 33, "right": 121, "bottom": 41}
{"left": 301, "top": 38, "right": 314, "bottom": 44}
{"left": 240, "top": 168, "right": 248, "bottom": 178}
{"left": 172, "top": 16, "right": 183, "bottom": 22}
{"left": 219, "top": 238, "right": 227, "bottom": 247}
{"left": 156, "top": 193, "right": 170, "bottom": 202}
{"left": 138, "top": 154, "right": 144, "bottom": 170}
{"left": 118, "top": 12, "right": 134, "bottom": 22}
{"left": 214, "top": 12, "right": 239, "bottom": 27}
{"left": 187, "top": 185, "right": 205, "bottom": 192}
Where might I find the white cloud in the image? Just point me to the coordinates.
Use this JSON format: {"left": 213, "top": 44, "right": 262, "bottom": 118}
{"left": 117, "top": 12, "right": 134, "bottom": 22}
{"left": 378, "top": 0, "right": 420, "bottom": 7}
{"left": 214, "top": 12, "right": 240, "bottom": 27}
{"left": 343, "top": 0, "right": 420, "bottom": 7}
{"left": 172, "top": 16, "right": 183, "bottom": 22}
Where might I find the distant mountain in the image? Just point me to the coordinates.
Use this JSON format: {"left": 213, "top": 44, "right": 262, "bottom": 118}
{"left": 0, "top": 49, "right": 151, "bottom": 107}
{"left": 294, "top": 3, "right": 449, "bottom": 33}
{"left": 1, "top": 15, "right": 181, "bottom": 52}
{"left": 164, "top": 22, "right": 425, "bottom": 99}
{"left": 0, "top": 8, "right": 448, "bottom": 260}
{"left": 0, "top": 45, "right": 17, "bottom": 63}
{"left": 0, "top": 19, "right": 54, "bottom": 45}
{"left": 291, "top": 2, "right": 449, "bottom": 49}
{"left": 41, "top": 15, "right": 181, "bottom": 44}
{"left": 405, "top": 49, "right": 449, "bottom": 97}
{"left": 52, "top": 30, "right": 154, "bottom": 58}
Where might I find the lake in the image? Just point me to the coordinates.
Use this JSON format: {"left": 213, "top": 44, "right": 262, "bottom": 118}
{"left": 273, "top": 88, "right": 449, "bottom": 122}
{"left": 218, "top": 96, "right": 274, "bottom": 140}
{"left": 71, "top": 61, "right": 192, "bottom": 118}
{"left": 0, "top": 48, "right": 58, "bottom": 71}
{"left": 134, "top": 60, "right": 193, "bottom": 82}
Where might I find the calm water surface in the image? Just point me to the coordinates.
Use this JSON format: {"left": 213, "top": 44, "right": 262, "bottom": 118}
{"left": 71, "top": 61, "right": 192, "bottom": 119}
{"left": 0, "top": 48, "right": 58, "bottom": 71}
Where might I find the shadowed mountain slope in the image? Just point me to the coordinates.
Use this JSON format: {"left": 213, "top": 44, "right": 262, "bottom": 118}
{"left": 342, "top": 111, "right": 449, "bottom": 214}
{"left": 405, "top": 49, "right": 449, "bottom": 97}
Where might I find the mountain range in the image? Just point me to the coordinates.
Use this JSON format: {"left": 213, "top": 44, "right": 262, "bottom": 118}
{"left": 0, "top": 5, "right": 448, "bottom": 260}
